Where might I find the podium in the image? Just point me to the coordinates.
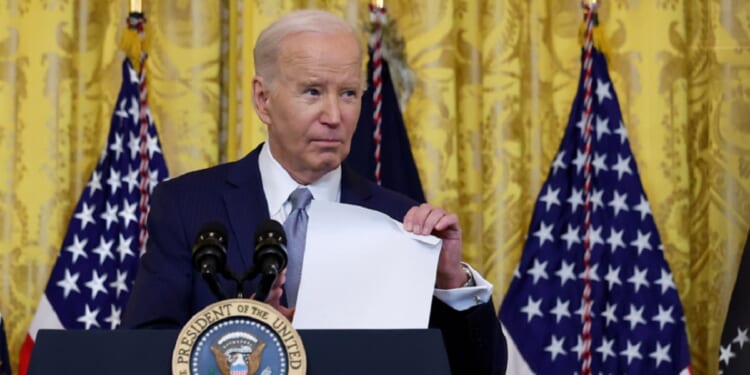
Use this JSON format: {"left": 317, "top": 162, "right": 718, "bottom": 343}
{"left": 28, "top": 328, "right": 452, "bottom": 375}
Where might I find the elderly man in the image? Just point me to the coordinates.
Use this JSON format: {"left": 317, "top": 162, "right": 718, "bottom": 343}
{"left": 123, "top": 9, "right": 506, "bottom": 374}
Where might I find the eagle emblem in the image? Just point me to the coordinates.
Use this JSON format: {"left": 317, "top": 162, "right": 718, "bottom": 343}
{"left": 210, "top": 331, "right": 267, "bottom": 375}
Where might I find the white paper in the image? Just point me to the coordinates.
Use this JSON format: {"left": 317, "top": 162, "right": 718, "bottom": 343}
{"left": 291, "top": 200, "right": 441, "bottom": 329}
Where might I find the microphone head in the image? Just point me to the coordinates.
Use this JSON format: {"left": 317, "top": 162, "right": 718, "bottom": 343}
{"left": 254, "top": 219, "right": 287, "bottom": 272}
{"left": 192, "top": 221, "right": 228, "bottom": 274}
{"left": 254, "top": 219, "right": 286, "bottom": 246}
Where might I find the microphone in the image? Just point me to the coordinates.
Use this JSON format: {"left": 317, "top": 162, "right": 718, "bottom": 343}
{"left": 192, "top": 221, "right": 229, "bottom": 300}
{"left": 253, "top": 219, "right": 288, "bottom": 301}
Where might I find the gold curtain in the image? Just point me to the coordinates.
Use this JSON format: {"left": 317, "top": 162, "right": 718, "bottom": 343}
{"left": 0, "top": 1, "right": 747, "bottom": 374}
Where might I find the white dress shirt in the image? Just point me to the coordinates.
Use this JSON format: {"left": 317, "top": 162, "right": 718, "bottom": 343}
{"left": 258, "top": 143, "right": 492, "bottom": 311}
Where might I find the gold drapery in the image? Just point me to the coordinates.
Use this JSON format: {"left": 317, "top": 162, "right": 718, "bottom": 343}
{"left": 0, "top": 1, "right": 748, "bottom": 374}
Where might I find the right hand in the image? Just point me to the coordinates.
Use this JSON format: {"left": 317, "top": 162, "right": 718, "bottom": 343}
{"left": 258, "top": 269, "right": 295, "bottom": 321}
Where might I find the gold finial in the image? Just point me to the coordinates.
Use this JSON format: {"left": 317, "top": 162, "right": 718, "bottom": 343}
{"left": 372, "top": 0, "right": 384, "bottom": 8}
{"left": 130, "top": 0, "right": 142, "bottom": 13}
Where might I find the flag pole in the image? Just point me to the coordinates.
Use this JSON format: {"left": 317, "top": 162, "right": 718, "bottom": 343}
{"left": 369, "top": 1, "right": 386, "bottom": 186}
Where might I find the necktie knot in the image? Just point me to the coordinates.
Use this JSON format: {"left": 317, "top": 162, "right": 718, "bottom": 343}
{"left": 288, "top": 187, "right": 313, "bottom": 211}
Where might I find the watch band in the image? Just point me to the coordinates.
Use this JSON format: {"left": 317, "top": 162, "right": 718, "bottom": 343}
{"left": 461, "top": 263, "right": 476, "bottom": 288}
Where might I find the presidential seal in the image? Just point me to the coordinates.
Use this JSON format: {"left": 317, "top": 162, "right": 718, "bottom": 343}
{"left": 172, "top": 299, "right": 306, "bottom": 375}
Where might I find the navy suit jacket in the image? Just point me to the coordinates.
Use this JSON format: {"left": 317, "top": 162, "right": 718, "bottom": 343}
{"left": 123, "top": 144, "right": 506, "bottom": 374}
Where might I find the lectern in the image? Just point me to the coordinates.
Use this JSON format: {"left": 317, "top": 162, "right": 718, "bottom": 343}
{"left": 28, "top": 328, "right": 452, "bottom": 375}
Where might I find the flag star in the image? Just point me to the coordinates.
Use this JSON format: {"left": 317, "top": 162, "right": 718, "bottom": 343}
{"left": 115, "top": 98, "right": 129, "bottom": 119}
{"left": 549, "top": 298, "right": 571, "bottom": 323}
{"left": 555, "top": 261, "right": 577, "bottom": 287}
{"left": 602, "top": 302, "right": 618, "bottom": 327}
{"left": 571, "top": 335, "right": 584, "bottom": 360}
{"left": 597, "top": 337, "right": 616, "bottom": 362}
{"left": 92, "top": 236, "right": 115, "bottom": 265}
{"left": 630, "top": 230, "right": 653, "bottom": 256}
{"left": 606, "top": 228, "right": 626, "bottom": 253}
{"left": 575, "top": 112, "right": 588, "bottom": 133}
{"left": 572, "top": 150, "right": 587, "bottom": 174}
{"left": 561, "top": 224, "right": 581, "bottom": 250}
{"left": 100, "top": 201, "right": 120, "bottom": 231}
{"left": 128, "top": 131, "right": 141, "bottom": 160}
{"left": 627, "top": 266, "right": 650, "bottom": 293}
{"left": 116, "top": 234, "right": 135, "bottom": 262}
{"left": 123, "top": 167, "right": 139, "bottom": 193}
{"left": 578, "top": 263, "right": 600, "bottom": 282}
{"left": 539, "top": 186, "right": 561, "bottom": 212}
{"left": 109, "top": 133, "right": 124, "bottom": 161}
{"left": 595, "top": 115, "right": 611, "bottom": 141}
{"left": 544, "top": 335, "right": 567, "bottom": 361}
{"left": 106, "top": 168, "right": 122, "bottom": 194}
{"left": 649, "top": 342, "right": 672, "bottom": 367}
{"left": 146, "top": 134, "right": 162, "bottom": 158}
{"left": 148, "top": 168, "right": 161, "bottom": 193}
{"left": 654, "top": 269, "right": 676, "bottom": 294}
{"left": 633, "top": 195, "right": 652, "bottom": 220}
{"left": 127, "top": 65, "right": 139, "bottom": 83}
{"left": 119, "top": 200, "right": 138, "bottom": 228}
{"left": 588, "top": 225, "right": 605, "bottom": 249}
{"left": 56, "top": 269, "right": 80, "bottom": 299}
{"left": 128, "top": 96, "right": 140, "bottom": 125}
{"left": 734, "top": 328, "right": 749, "bottom": 349}
{"left": 595, "top": 78, "right": 613, "bottom": 104}
{"left": 513, "top": 264, "right": 521, "bottom": 278}
{"left": 612, "top": 154, "right": 633, "bottom": 180}
{"left": 652, "top": 305, "right": 675, "bottom": 330}
{"left": 76, "top": 304, "right": 101, "bottom": 330}
{"left": 575, "top": 300, "right": 595, "bottom": 320}
{"left": 719, "top": 344, "right": 736, "bottom": 366}
{"left": 592, "top": 153, "right": 608, "bottom": 175}
{"left": 65, "top": 235, "right": 88, "bottom": 264}
{"left": 623, "top": 304, "right": 647, "bottom": 330}
{"left": 551, "top": 151, "right": 566, "bottom": 175}
{"left": 614, "top": 121, "right": 628, "bottom": 144}
{"left": 74, "top": 202, "right": 96, "bottom": 230}
{"left": 104, "top": 305, "right": 122, "bottom": 329}
{"left": 620, "top": 340, "right": 643, "bottom": 365}
{"left": 520, "top": 296, "right": 544, "bottom": 322}
{"left": 608, "top": 191, "right": 629, "bottom": 217}
{"left": 527, "top": 259, "right": 549, "bottom": 284}
{"left": 87, "top": 171, "right": 103, "bottom": 197}
{"left": 85, "top": 269, "right": 109, "bottom": 300}
{"left": 533, "top": 221, "right": 555, "bottom": 247}
{"left": 590, "top": 188, "right": 605, "bottom": 212}
{"left": 109, "top": 269, "right": 129, "bottom": 298}
{"left": 567, "top": 188, "right": 584, "bottom": 213}
{"left": 604, "top": 265, "right": 622, "bottom": 290}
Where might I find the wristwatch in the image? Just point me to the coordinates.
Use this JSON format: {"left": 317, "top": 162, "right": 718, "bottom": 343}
{"left": 461, "top": 263, "right": 476, "bottom": 288}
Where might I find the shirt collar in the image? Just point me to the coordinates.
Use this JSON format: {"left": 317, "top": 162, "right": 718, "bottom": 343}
{"left": 259, "top": 142, "right": 341, "bottom": 217}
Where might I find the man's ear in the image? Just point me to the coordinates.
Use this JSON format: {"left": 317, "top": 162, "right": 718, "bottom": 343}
{"left": 252, "top": 76, "right": 272, "bottom": 124}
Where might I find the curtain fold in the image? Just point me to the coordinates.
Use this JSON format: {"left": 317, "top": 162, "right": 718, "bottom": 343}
{"left": 0, "top": 1, "right": 747, "bottom": 374}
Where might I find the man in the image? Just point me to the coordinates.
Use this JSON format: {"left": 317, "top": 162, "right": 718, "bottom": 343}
{"left": 123, "top": 9, "right": 506, "bottom": 374}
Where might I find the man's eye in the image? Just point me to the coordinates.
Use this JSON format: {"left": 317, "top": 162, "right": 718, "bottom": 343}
{"left": 304, "top": 88, "right": 320, "bottom": 96}
{"left": 342, "top": 90, "right": 358, "bottom": 98}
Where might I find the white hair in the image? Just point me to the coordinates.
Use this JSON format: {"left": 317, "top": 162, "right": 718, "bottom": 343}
{"left": 253, "top": 9, "right": 362, "bottom": 82}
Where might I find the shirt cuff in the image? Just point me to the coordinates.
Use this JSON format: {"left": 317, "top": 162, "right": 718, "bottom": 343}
{"left": 433, "top": 263, "right": 493, "bottom": 311}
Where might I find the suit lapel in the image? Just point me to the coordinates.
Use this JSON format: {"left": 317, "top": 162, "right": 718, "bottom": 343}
{"left": 340, "top": 163, "right": 374, "bottom": 206}
{"left": 223, "top": 145, "right": 270, "bottom": 273}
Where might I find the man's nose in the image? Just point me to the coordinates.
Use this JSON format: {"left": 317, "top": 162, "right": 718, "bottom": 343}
{"left": 320, "top": 94, "right": 342, "bottom": 126}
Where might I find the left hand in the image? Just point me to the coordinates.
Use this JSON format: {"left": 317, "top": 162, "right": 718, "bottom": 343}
{"left": 403, "top": 203, "right": 468, "bottom": 289}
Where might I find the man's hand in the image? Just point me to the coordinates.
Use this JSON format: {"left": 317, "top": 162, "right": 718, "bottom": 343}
{"left": 253, "top": 270, "right": 295, "bottom": 321}
{"left": 403, "top": 203, "right": 468, "bottom": 289}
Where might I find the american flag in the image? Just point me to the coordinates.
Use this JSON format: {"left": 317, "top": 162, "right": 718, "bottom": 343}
{"left": 18, "top": 58, "right": 168, "bottom": 374}
{"left": 718, "top": 230, "right": 750, "bottom": 375}
{"left": 0, "top": 312, "right": 9, "bottom": 375}
{"left": 499, "top": 46, "right": 691, "bottom": 374}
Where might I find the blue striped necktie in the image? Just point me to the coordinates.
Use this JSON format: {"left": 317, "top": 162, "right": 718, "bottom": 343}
{"left": 283, "top": 187, "right": 313, "bottom": 307}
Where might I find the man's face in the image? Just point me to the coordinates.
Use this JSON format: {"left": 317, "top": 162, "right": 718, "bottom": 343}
{"left": 254, "top": 30, "right": 363, "bottom": 184}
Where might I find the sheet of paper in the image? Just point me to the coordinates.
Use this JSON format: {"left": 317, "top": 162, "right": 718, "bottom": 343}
{"left": 291, "top": 200, "right": 441, "bottom": 329}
